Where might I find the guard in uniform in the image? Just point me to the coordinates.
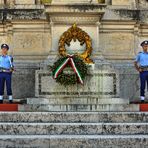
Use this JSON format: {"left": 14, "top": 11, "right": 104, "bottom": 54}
{"left": 134, "top": 40, "right": 148, "bottom": 103}
{"left": 0, "top": 44, "right": 14, "bottom": 104}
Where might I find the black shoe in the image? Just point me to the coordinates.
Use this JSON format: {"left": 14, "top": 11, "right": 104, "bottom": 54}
{"left": 9, "top": 100, "right": 13, "bottom": 104}
{"left": 0, "top": 100, "right": 3, "bottom": 104}
{"left": 141, "top": 100, "right": 145, "bottom": 103}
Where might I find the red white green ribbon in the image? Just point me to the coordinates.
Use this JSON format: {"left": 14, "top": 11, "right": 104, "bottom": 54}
{"left": 53, "top": 55, "right": 83, "bottom": 84}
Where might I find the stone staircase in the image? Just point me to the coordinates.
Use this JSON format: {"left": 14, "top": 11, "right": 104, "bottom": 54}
{"left": 0, "top": 112, "right": 148, "bottom": 147}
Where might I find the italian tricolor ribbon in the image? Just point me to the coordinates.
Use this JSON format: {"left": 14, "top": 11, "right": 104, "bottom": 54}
{"left": 53, "top": 55, "right": 84, "bottom": 84}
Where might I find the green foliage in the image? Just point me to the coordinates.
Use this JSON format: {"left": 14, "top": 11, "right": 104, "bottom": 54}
{"left": 51, "top": 56, "right": 88, "bottom": 86}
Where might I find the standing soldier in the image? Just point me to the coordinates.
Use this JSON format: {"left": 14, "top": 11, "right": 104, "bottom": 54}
{"left": 134, "top": 41, "right": 148, "bottom": 103}
{"left": 0, "top": 44, "right": 14, "bottom": 104}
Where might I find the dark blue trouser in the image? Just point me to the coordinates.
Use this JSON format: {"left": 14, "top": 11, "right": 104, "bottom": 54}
{"left": 0, "top": 72, "right": 12, "bottom": 96}
{"left": 140, "top": 71, "right": 148, "bottom": 97}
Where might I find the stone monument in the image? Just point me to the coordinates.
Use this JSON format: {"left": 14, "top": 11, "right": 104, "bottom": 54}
{"left": 0, "top": 0, "right": 147, "bottom": 102}
{"left": 18, "top": 0, "right": 139, "bottom": 112}
{"left": 0, "top": 1, "right": 147, "bottom": 147}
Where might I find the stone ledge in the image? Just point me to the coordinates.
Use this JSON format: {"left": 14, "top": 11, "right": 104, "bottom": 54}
{"left": 0, "top": 135, "right": 148, "bottom": 147}
{"left": 51, "top": 0, "right": 100, "bottom": 4}
{"left": 0, "top": 112, "right": 147, "bottom": 123}
{"left": 0, "top": 122, "right": 147, "bottom": 135}
{"left": 18, "top": 104, "right": 139, "bottom": 112}
{"left": 27, "top": 97, "right": 129, "bottom": 105}
{"left": 13, "top": 4, "right": 44, "bottom": 9}
{"left": 45, "top": 3, "right": 106, "bottom": 14}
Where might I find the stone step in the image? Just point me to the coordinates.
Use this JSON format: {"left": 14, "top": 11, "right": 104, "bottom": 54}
{"left": 0, "top": 135, "right": 148, "bottom": 148}
{"left": 18, "top": 104, "right": 139, "bottom": 112}
{"left": 0, "top": 123, "right": 147, "bottom": 135}
{"left": 0, "top": 112, "right": 147, "bottom": 123}
{"left": 0, "top": 104, "right": 18, "bottom": 111}
{"left": 27, "top": 97, "right": 129, "bottom": 105}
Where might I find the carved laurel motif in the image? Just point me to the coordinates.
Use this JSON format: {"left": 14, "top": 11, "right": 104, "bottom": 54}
{"left": 58, "top": 24, "right": 94, "bottom": 64}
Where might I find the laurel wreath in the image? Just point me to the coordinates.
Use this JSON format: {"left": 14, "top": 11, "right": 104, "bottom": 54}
{"left": 58, "top": 24, "right": 93, "bottom": 64}
{"left": 51, "top": 56, "right": 88, "bottom": 86}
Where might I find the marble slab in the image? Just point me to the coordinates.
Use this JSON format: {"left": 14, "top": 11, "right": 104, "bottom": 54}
{"left": 0, "top": 135, "right": 148, "bottom": 148}
{"left": 35, "top": 69, "right": 120, "bottom": 99}
{"left": 0, "top": 123, "right": 147, "bottom": 135}
{"left": 18, "top": 104, "right": 139, "bottom": 112}
{"left": 27, "top": 97, "right": 129, "bottom": 105}
{"left": 0, "top": 112, "right": 147, "bottom": 123}
{"left": 49, "top": 135, "right": 148, "bottom": 148}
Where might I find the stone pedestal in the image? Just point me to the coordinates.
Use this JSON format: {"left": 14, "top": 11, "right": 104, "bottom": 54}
{"left": 24, "top": 2, "right": 131, "bottom": 112}
{"left": 35, "top": 66, "right": 119, "bottom": 99}
{"left": 20, "top": 63, "right": 131, "bottom": 112}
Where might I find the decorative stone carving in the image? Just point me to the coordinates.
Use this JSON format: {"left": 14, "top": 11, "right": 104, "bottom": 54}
{"left": 45, "top": 4, "right": 106, "bottom": 14}
{"left": 50, "top": 16, "right": 101, "bottom": 24}
{"left": 45, "top": 2, "right": 106, "bottom": 58}
{"left": 58, "top": 24, "right": 93, "bottom": 63}
{"left": 0, "top": 0, "right": 147, "bottom": 102}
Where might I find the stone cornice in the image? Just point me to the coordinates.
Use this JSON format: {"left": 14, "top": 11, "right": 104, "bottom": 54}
{"left": 51, "top": 0, "right": 100, "bottom": 4}
{"left": 0, "top": 8, "right": 45, "bottom": 21}
{"left": 45, "top": 4, "right": 106, "bottom": 14}
{"left": 45, "top": 4, "right": 106, "bottom": 24}
{"left": 50, "top": 15, "right": 101, "bottom": 24}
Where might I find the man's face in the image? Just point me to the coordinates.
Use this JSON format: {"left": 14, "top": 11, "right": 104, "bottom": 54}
{"left": 142, "top": 45, "right": 148, "bottom": 52}
{"left": 1, "top": 48, "right": 8, "bottom": 55}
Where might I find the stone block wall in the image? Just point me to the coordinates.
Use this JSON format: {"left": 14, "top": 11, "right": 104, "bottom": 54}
{"left": 0, "top": 0, "right": 147, "bottom": 100}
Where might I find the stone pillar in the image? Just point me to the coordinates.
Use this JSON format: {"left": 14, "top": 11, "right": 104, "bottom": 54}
{"left": 133, "top": 23, "right": 140, "bottom": 55}
{"left": 50, "top": 20, "right": 54, "bottom": 54}
{"left": 96, "top": 21, "right": 101, "bottom": 54}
